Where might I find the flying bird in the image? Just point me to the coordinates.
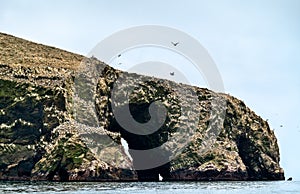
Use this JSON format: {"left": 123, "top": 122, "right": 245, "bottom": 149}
{"left": 170, "top": 72, "right": 175, "bottom": 76}
{"left": 171, "top": 42, "right": 179, "bottom": 46}
{"left": 117, "top": 54, "right": 121, "bottom": 57}
{"left": 280, "top": 125, "right": 283, "bottom": 127}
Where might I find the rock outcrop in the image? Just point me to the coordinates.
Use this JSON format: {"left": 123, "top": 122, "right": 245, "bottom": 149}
{"left": 95, "top": 66, "right": 284, "bottom": 181}
{"left": 0, "top": 32, "right": 284, "bottom": 181}
{"left": 0, "top": 33, "right": 136, "bottom": 181}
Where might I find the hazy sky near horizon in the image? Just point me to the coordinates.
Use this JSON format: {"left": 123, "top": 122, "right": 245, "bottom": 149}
{"left": 1, "top": 0, "right": 300, "bottom": 180}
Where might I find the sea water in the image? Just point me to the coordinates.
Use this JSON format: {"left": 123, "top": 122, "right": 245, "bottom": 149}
{"left": 0, "top": 181, "right": 299, "bottom": 194}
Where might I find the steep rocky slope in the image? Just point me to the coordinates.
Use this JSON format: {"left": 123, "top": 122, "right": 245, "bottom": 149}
{"left": 0, "top": 33, "right": 136, "bottom": 181}
{"left": 0, "top": 32, "right": 284, "bottom": 181}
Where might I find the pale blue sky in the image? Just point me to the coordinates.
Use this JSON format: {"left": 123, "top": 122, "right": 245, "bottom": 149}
{"left": 1, "top": 0, "right": 300, "bottom": 180}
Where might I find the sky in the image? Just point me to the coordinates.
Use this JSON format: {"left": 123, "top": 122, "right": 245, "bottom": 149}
{"left": 1, "top": 0, "right": 300, "bottom": 180}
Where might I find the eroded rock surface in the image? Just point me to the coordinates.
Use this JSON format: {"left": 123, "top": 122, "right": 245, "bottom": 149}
{"left": 0, "top": 32, "right": 284, "bottom": 181}
{"left": 0, "top": 33, "right": 136, "bottom": 181}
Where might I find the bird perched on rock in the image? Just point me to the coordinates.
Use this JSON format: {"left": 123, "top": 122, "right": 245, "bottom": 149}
{"left": 171, "top": 42, "right": 179, "bottom": 46}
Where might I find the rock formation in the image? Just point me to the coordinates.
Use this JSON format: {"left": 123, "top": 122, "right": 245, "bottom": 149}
{"left": 0, "top": 32, "right": 284, "bottom": 181}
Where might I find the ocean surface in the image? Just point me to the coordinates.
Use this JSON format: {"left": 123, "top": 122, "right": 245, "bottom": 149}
{"left": 0, "top": 181, "right": 299, "bottom": 194}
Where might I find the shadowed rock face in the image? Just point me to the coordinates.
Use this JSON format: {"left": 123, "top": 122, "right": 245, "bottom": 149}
{"left": 0, "top": 32, "right": 284, "bottom": 181}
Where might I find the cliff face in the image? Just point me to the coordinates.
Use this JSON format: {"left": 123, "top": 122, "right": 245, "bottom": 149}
{"left": 0, "top": 33, "right": 136, "bottom": 181}
{"left": 96, "top": 66, "right": 284, "bottom": 181}
{"left": 0, "top": 32, "right": 284, "bottom": 181}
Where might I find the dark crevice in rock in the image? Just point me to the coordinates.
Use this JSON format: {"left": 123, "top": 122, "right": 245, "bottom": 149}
{"left": 237, "top": 135, "right": 256, "bottom": 179}
{"left": 136, "top": 163, "right": 171, "bottom": 181}
{"left": 58, "top": 167, "right": 69, "bottom": 181}
{"left": 237, "top": 134, "right": 268, "bottom": 180}
{"left": 108, "top": 101, "right": 173, "bottom": 181}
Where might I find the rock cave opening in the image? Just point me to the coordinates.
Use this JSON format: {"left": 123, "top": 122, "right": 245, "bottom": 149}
{"left": 110, "top": 102, "right": 172, "bottom": 181}
{"left": 120, "top": 129, "right": 172, "bottom": 181}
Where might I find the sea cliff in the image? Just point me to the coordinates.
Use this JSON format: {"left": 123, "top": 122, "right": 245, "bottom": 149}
{"left": 0, "top": 33, "right": 284, "bottom": 181}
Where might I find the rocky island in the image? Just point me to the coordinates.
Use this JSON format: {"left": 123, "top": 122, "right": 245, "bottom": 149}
{"left": 0, "top": 32, "right": 284, "bottom": 181}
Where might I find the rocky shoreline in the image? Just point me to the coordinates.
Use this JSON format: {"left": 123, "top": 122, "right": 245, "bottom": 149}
{"left": 0, "top": 32, "right": 284, "bottom": 181}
